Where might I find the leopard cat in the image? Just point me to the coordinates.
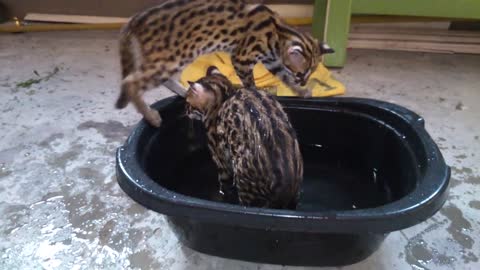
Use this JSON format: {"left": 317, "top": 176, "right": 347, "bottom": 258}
{"left": 185, "top": 66, "right": 303, "bottom": 209}
{"left": 115, "top": 0, "right": 334, "bottom": 127}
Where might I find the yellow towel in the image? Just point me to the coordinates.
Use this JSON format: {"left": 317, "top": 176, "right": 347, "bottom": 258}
{"left": 180, "top": 52, "right": 345, "bottom": 97}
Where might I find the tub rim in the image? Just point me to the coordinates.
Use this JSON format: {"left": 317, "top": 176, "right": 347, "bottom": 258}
{"left": 116, "top": 96, "right": 450, "bottom": 233}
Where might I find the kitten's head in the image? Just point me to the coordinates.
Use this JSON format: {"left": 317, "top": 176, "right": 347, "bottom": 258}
{"left": 281, "top": 31, "right": 334, "bottom": 89}
{"left": 185, "top": 66, "right": 234, "bottom": 119}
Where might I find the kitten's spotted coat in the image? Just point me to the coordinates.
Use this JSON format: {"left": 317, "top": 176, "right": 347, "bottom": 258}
{"left": 116, "top": 0, "right": 334, "bottom": 127}
{"left": 186, "top": 67, "right": 303, "bottom": 209}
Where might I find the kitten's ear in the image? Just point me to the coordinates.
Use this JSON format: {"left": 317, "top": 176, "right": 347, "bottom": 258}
{"left": 206, "top": 66, "right": 222, "bottom": 76}
{"left": 319, "top": 42, "right": 335, "bottom": 54}
{"left": 287, "top": 45, "right": 306, "bottom": 69}
{"left": 189, "top": 82, "right": 205, "bottom": 96}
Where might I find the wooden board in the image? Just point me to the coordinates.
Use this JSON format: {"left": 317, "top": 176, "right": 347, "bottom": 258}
{"left": 23, "top": 5, "right": 313, "bottom": 26}
{"left": 0, "top": 22, "right": 123, "bottom": 33}
{"left": 351, "top": 26, "right": 480, "bottom": 38}
{"left": 349, "top": 32, "right": 480, "bottom": 44}
{"left": 352, "top": 21, "right": 451, "bottom": 30}
{"left": 349, "top": 24, "right": 480, "bottom": 54}
{"left": 352, "top": 0, "right": 480, "bottom": 20}
{"left": 348, "top": 39, "right": 480, "bottom": 54}
{"left": 24, "top": 13, "right": 129, "bottom": 24}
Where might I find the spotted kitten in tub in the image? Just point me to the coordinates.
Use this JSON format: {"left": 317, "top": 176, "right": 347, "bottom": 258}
{"left": 185, "top": 66, "right": 303, "bottom": 209}
{"left": 115, "top": 0, "right": 334, "bottom": 127}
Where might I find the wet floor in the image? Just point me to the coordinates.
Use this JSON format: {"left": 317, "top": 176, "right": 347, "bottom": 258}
{"left": 0, "top": 31, "right": 479, "bottom": 270}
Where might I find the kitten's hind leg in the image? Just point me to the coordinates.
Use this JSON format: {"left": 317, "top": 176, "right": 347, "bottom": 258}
{"left": 116, "top": 33, "right": 135, "bottom": 109}
{"left": 121, "top": 63, "right": 173, "bottom": 127}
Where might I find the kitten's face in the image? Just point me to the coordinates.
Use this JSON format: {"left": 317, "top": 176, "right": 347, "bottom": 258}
{"left": 282, "top": 34, "right": 334, "bottom": 88}
{"left": 185, "top": 81, "right": 213, "bottom": 118}
{"left": 185, "top": 67, "right": 232, "bottom": 120}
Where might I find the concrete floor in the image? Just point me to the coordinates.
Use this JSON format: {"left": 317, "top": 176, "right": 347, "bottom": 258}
{"left": 0, "top": 31, "right": 479, "bottom": 270}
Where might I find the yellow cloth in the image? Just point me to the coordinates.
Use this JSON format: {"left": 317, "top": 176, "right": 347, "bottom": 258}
{"left": 180, "top": 52, "right": 345, "bottom": 97}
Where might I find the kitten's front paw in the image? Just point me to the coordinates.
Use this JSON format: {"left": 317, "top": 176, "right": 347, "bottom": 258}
{"left": 301, "top": 89, "right": 313, "bottom": 98}
{"left": 145, "top": 109, "right": 162, "bottom": 127}
{"left": 292, "top": 87, "right": 312, "bottom": 98}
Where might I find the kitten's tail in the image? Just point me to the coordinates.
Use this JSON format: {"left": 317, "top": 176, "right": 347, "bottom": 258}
{"left": 116, "top": 29, "right": 134, "bottom": 109}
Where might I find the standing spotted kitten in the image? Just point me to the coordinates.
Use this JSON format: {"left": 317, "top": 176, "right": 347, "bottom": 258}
{"left": 186, "top": 67, "right": 303, "bottom": 209}
{"left": 115, "top": 0, "right": 334, "bottom": 127}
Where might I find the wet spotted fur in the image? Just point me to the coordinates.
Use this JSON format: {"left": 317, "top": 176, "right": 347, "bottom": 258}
{"left": 186, "top": 67, "right": 303, "bottom": 209}
{"left": 116, "top": 0, "right": 334, "bottom": 127}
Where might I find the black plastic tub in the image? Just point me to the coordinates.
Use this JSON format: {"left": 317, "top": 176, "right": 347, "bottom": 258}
{"left": 116, "top": 96, "right": 450, "bottom": 266}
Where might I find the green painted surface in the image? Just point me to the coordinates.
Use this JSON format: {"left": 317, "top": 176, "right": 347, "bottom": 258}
{"left": 313, "top": 0, "right": 480, "bottom": 67}
{"left": 312, "top": 0, "right": 328, "bottom": 40}
{"left": 352, "top": 0, "right": 480, "bottom": 19}
{"left": 323, "top": 0, "right": 352, "bottom": 67}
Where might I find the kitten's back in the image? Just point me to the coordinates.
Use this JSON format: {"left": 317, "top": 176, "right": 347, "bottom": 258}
{"left": 123, "top": 0, "right": 247, "bottom": 57}
{"left": 219, "top": 89, "right": 303, "bottom": 209}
